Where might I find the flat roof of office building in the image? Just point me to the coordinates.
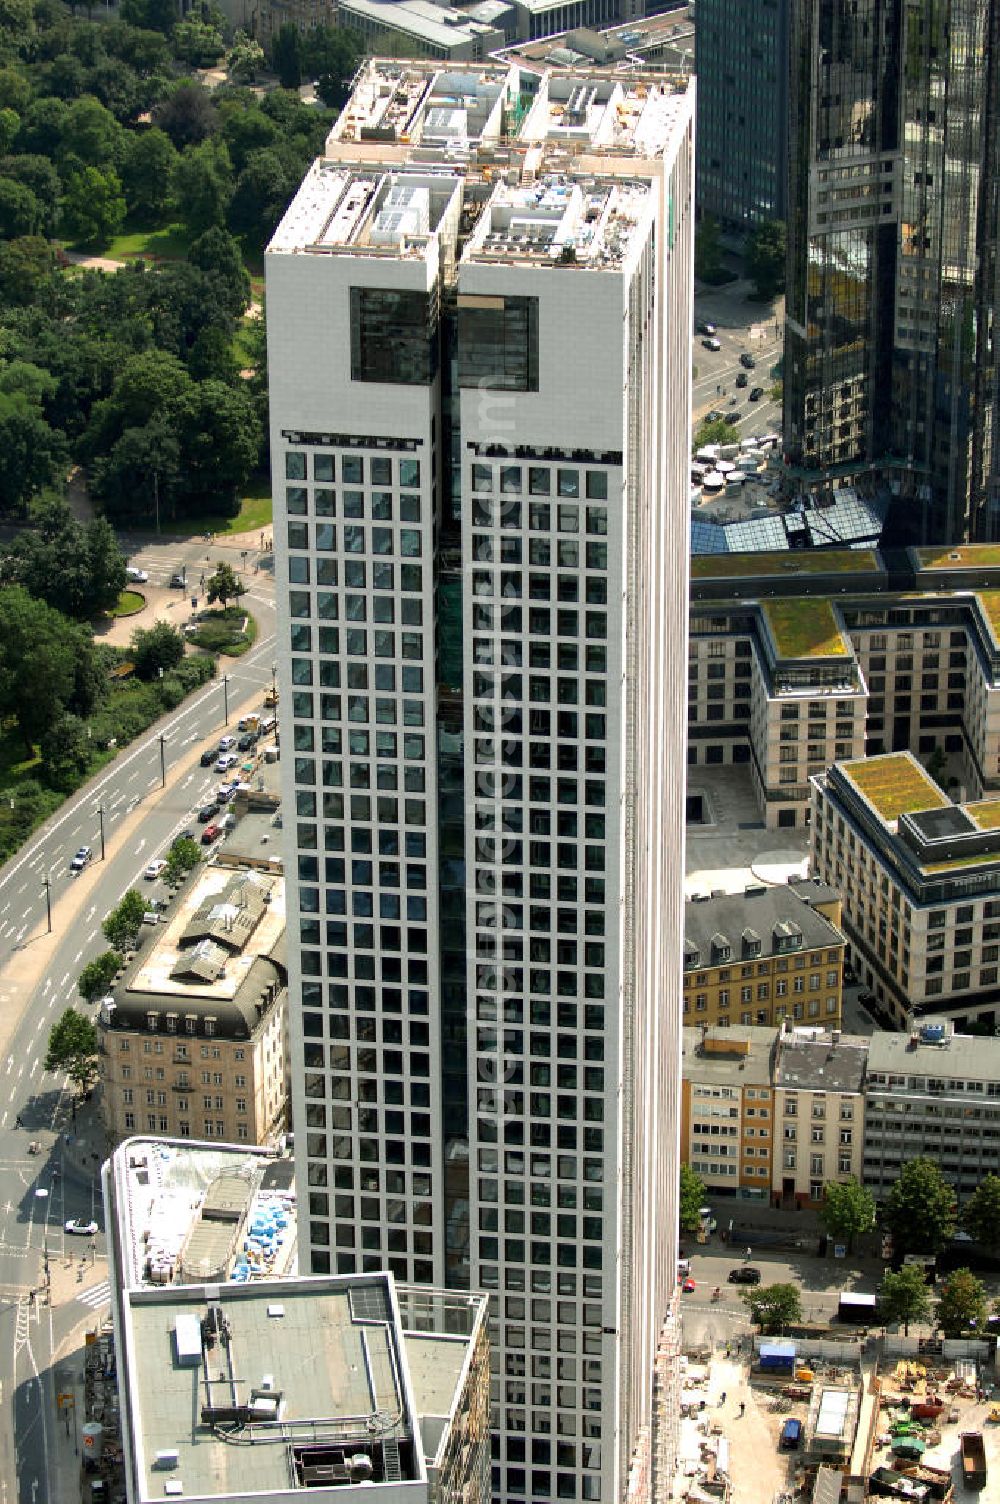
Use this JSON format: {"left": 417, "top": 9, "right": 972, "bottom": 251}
{"left": 122, "top": 1273, "right": 488, "bottom": 1502}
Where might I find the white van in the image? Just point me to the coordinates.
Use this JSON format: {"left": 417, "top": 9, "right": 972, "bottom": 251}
{"left": 126, "top": 566, "right": 148, "bottom": 584}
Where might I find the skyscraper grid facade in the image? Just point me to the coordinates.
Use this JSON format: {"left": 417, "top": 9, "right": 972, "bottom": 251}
{"left": 266, "top": 59, "right": 693, "bottom": 1503}
{"left": 783, "top": 0, "right": 1000, "bottom": 542}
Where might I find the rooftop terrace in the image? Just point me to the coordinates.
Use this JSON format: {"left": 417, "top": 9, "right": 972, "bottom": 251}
{"left": 836, "top": 753, "right": 949, "bottom": 826}
{"left": 329, "top": 61, "right": 512, "bottom": 151}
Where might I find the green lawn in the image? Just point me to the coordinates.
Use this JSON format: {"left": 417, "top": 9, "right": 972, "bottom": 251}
{"left": 0, "top": 725, "right": 41, "bottom": 783}
{"left": 159, "top": 477, "right": 272, "bottom": 538}
{"left": 100, "top": 220, "right": 196, "bottom": 263}
{"left": 232, "top": 318, "right": 259, "bottom": 370}
{"left": 110, "top": 590, "right": 146, "bottom": 617}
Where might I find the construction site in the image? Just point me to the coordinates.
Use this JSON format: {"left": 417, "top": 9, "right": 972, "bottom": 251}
{"left": 675, "top": 1332, "right": 1000, "bottom": 1504}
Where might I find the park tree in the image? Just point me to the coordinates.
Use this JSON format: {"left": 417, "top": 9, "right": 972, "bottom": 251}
{"left": 884, "top": 1156, "right": 956, "bottom": 1257}
{"left": 0, "top": 396, "right": 64, "bottom": 516}
{"left": 91, "top": 419, "right": 182, "bottom": 524}
{"left": 130, "top": 619, "right": 185, "bottom": 679}
{"left": 818, "top": 1177, "right": 876, "bottom": 1253}
{"left": 936, "top": 1267, "right": 988, "bottom": 1337}
{"left": 219, "top": 105, "right": 279, "bottom": 173}
{"left": 205, "top": 560, "right": 243, "bottom": 608}
{"left": 164, "top": 834, "right": 200, "bottom": 885}
{"left": 0, "top": 105, "right": 18, "bottom": 154}
{"left": 0, "top": 587, "right": 95, "bottom": 754}
{"left": 1, "top": 156, "right": 62, "bottom": 236}
{"left": 963, "top": 1174, "right": 1000, "bottom": 1251}
{"left": 746, "top": 219, "right": 786, "bottom": 300}
{"left": 171, "top": 138, "right": 232, "bottom": 232}
{"left": 102, "top": 889, "right": 147, "bottom": 952}
{"left": 39, "top": 712, "right": 91, "bottom": 791}
{"left": 679, "top": 1163, "right": 705, "bottom": 1233}
{"left": 173, "top": 380, "right": 261, "bottom": 509}
{"left": 120, "top": 126, "right": 178, "bottom": 219}
{"left": 0, "top": 236, "right": 57, "bottom": 306}
{"left": 879, "top": 1265, "right": 932, "bottom": 1336}
{"left": 742, "top": 1283, "right": 802, "bottom": 1336}
{"left": 226, "top": 147, "right": 294, "bottom": 243}
{"left": 172, "top": 17, "right": 224, "bottom": 68}
{"left": 0, "top": 65, "right": 31, "bottom": 112}
{"left": 0, "top": 176, "right": 44, "bottom": 238}
{"left": 227, "top": 30, "right": 264, "bottom": 82}
{"left": 303, "top": 25, "right": 362, "bottom": 109}
{"left": 1, "top": 497, "right": 127, "bottom": 618}
{"left": 187, "top": 225, "right": 250, "bottom": 318}
{"left": 154, "top": 80, "right": 218, "bottom": 148}
{"left": 60, "top": 95, "right": 126, "bottom": 171}
{"left": 60, "top": 164, "right": 126, "bottom": 247}
{"left": 77, "top": 950, "right": 121, "bottom": 1003}
{"left": 271, "top": 22, "right": 302, "bottom": 88}
{"left": 44, "top": 1008, "right": 99, "bottom": 1095}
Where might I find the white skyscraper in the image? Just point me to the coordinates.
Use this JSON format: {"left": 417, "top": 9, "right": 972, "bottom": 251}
{"left": 266, "top": 60, "right": 693, "bottom": 1504}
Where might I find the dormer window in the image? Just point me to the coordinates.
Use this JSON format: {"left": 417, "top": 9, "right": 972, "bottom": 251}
{"left": 146, "top": 1013, "right": 158, "bottom": 1033}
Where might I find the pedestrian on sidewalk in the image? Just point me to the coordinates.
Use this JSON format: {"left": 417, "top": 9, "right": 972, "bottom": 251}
{"left": 15, "top": 1113, "right": 21, "bottom": 1127}
{"left": 739, "top": 1401, "right": 745, "bottom": 1418}
{"left": 719, "top": 1392, "right": 726, "bottom": 1407}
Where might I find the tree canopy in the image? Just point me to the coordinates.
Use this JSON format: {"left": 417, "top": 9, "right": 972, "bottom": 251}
{"left": 962, "top": 1174, "right": 1000, "bottom": 1251}
{"left": 0, "top": 494, "right": 127, "bottom": 617}
{"left": 0, "top": 584, "right": 97, "bottom": 752}
{"left": 77, "top": 949, "right": 121, "bottom": 1003}
{"left": 883, "top": 1156, "right": 957, "bottom": 1257}
{"left": 746, "top": 219, "right": 786, "bottom": 300}
{"left": 101, "top": 888, "right": 148, "bottom": 952}
{"left": 818, "top": 1178, "right": 876, "bottom": 1253}
{"left": 206, "top": 560, "right": 243, "bottom": 607}
{"left": 742, "top": 1283, "right": 802, "bottom": 1336}
{"left": 879, "top": 1265, "right": 932, "bottom": 1335}
{"left": 935, "top": 1267, "right": 988, "bottom": 1338}
{"left": 678, "top": 1163, "right": 705, "bottom": 1233}
{"left": 44, "top": 1007, "right": 99, "bottom": 1094}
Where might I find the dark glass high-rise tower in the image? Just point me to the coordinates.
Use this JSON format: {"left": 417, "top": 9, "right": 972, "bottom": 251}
{"left": 784, "top": 0, "right": 1000, "bottom": 542}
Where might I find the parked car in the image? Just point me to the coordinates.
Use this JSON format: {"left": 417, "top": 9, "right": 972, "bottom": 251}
{"left": 735, "top": 371, "right": 749, "bottom": 388}
{"left": 749, "top": 386, "right": 764, "bottom": 401}
{"left": 169, "top": 573, "right": 186, "bottom": 588}
{"left": 704, "top": 409, "right": 725, "bottom": 424}
{"left": 696, "top": 320, "right": 717, "bottom": 336}
{"left": 681, "top": 1276, "right": 696, "bottom": 1293}
{"left": 125, "top": 566, "right": 148, "bottom": 584}
{"left": 702, "top": 336, "right": 722, "bottom": 352}
{"left": 201, "top": 823, "right": 221, "bottom": 845}
{"left": 218, "top": 735, "right": 237, "bottom": 752}
{"left": 739, "top": 352, "right": 756, "bottom": 369}
{"left": 65, "top": 1218, "right": 99, "bottom": 1237}
{"left": 178, "top": 831, "right": 196, "bottom": 844}
{"left": 215, "top": 753, "right": 238, "bottom": 773}
{"left": 143, "top": 858, "right": 168, "bottom": 881}
{"left": 69, "top": 846, "right": 92, "bottom": 872}
{"left": 237, "top": 732, "right": 256, "bottom": 751}
{"left": 200, "top": 748, "right": 217, "bottom": 767}
{"left": 198, "top": 802, "right": 220, "bottom": 823}
{"left": 217, "top": 782, "right": 238, "bottom": 803}
{"left": 728, "top": 1266, "right": 761, "bottom": 1285}
{"left": 238, "top": 714, "right": 260, "bottom": 733}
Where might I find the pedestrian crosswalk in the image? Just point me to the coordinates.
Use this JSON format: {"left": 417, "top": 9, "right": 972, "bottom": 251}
{"left": 77, "top": 1280, "right": 111, "bottom": 1310}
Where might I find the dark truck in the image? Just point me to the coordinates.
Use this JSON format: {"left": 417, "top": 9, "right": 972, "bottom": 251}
{"left": 961, "top": 1431, "right": 987, "bottom": 1490}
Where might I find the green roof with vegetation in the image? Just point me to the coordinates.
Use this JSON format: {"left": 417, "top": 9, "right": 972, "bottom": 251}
{"left": 691, "top": 548, "right": 880, "bottom": 582}
{"left": 976, "top": 592, "right": 1000, "bottom": 643}
{"left": 964, "top": 799, "right": 1000, "bottom": 832}
{"left": 915, "top": 546, "right": 1000, "bottom": 571}
{"left": 762, "top": 598, "right": 850, "bottom": 659}
{"left": 839, "top": 754, "right": 948, "bottom": 824}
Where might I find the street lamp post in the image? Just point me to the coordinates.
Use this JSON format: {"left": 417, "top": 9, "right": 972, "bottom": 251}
{"left": 96, "top": 804, "right": 105, "bottom": 862}
{"left": 271, "top": 663, "right": 277, "bottom": 704}
{"left": 159, "top": 734, "right": 167, "bottom": 788}
{"left": 43, "top": 877, "right": 51, "bottom": 934}
{"left": 223, "top": 674, "right": 230, "bottom": 726}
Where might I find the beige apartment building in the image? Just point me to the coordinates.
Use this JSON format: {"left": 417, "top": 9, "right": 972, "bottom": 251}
{"left": 811, "top": 750, "right": 1000, "bottom": 1031}
{"left": 98, "top": 864, "right": 288, "bottom": 1147}
{"left": 771, "top": 1025, "right": 867, "bottom": 1209}
{"left": 687, "top": 545, "right": 1000, "bottom": 831}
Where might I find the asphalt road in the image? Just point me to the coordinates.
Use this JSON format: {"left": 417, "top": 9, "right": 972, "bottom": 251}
{"left": 692, "top": 283, "right": 784, "bottom": 447}
{"left": 0, "top": 531, "right": 277, "bottom": 1504}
